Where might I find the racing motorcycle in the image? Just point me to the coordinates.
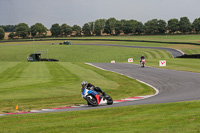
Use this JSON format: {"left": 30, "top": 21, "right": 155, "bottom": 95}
{"left": 81, "top": 87, "right": 113, "bottom": 106}
{"left": 140, "top": 59, "right": 146, "bottom": 67}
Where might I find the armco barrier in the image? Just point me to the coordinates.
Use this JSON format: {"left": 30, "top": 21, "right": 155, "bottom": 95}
{"left": 176, "top": 54, "right": 200, "bottom": 59}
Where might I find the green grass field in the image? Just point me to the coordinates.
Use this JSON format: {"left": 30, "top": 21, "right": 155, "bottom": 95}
{"left": 20, "top": 34, "right": 200, "bottom": 43}
{"left": 0, "top": 62, "right": 154, "bottom": 113}
{"left": 1, "top": 37, "right": 200, "bottom": 132}
{"left": 0, "top": 43, "right": 173, "bottom": 62}
{"left": 2, "top": 35, "right": 200, "bottom": 54}
{"left": 1, "top": 101, "right": 200, "bottom": 133}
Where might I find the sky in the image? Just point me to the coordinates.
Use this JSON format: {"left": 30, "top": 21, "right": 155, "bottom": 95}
{"left": 0, "top": 0, "right": 200, "bottom": 29}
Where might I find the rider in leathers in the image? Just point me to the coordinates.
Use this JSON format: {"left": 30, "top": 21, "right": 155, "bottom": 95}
{"left": 81, "top": 81, "right": 106, "bottom": 97}
{"left": 140, "top": 55, "right": 145, "bottom": 63}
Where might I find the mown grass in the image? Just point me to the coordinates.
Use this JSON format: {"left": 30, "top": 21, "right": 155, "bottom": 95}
{"left": 30, "top": 34, "right": 200, "bottom": 43}
{"left": 11, "top": 34, "right": 200, "bottom": 43}
{"left": 0, "top": 62, "right": 154, "bottom": 113}
{"left": 0, "top": 43, "right": 171, "bottom": 113}
{"left": 1, "top": 100, "right": 200, "bottom": 133}
{"left": 0, "top": 44, "right": 172, "bottom": 62}
{"left": 2, "top": 38, "right": 200, "bottom": 55}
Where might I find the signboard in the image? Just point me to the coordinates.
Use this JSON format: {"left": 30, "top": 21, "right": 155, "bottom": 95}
{"left": 159, "top": 60, "right": 166, "bottom": 66}
{"left": 128, "top": 58, "right": 133, "bottom": 62}
{"left": 111, "top": 60, "right": 115, "bottom": 63}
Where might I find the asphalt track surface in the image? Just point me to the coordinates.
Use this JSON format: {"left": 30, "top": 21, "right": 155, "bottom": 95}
{"left": 2, "top": 44, "right": 200, "bottom": 115}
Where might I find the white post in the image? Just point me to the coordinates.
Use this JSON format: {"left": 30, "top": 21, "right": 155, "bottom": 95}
{"left": 33, "top": 38, "right": 35, "bottom": 53}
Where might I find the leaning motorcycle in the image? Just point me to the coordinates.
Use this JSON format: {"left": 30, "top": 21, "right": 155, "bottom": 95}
{"left": 82, "top": 87, "right": 113, "bottom": 106}
{"left": 140, "top": 59, "right": 146, "bottom": 67}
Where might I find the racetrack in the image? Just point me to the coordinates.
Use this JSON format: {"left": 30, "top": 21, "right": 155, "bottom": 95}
{"left": 39, "top": 45, "right": 199, "bottom": 113}
{"left": 2, "top": 44, "right": 199, "bottom": 115}
{"left": 31, "top": 62, "right": 200, "bottom": 114}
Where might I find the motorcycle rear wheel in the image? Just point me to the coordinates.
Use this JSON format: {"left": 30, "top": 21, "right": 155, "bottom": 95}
{"left": 105, "top": 95, "right": 113, "bottom": 105}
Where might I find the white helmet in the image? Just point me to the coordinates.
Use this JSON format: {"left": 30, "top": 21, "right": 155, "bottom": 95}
{"left": 81, "top": 81, "right": 88, "bottom": 87}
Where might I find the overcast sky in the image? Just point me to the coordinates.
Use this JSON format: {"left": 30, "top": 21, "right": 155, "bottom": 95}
{"left": 0, "top": 0, "right": 200, "bottom": 28}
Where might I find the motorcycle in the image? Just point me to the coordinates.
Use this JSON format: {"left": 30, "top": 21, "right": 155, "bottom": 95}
{"left": 140, "top": 59, "right": 146, "bottom": 67}
{"left": 81, "top": 87, "right": 113, "bottom": 106}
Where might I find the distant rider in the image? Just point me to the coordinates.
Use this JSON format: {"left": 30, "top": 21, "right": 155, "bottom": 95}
{"left": 81, "top": 81, "right": 106, "bottom": 96}
{"left": 140, "top": 55, "right": 145, "bottom": 62}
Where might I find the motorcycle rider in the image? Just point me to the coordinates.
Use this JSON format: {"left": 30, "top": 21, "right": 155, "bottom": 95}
{"left": 140, "top": 55, "right": 145, "bottom": 62}
{"left": 81, "top": 81, "right": 106, "bottom": 96}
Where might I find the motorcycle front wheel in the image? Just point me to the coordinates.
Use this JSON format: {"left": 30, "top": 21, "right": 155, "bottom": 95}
{"left": 86, "top": 95, "right": 98, "bottom": 106}
{"left": 141, "top": 63, "right": 145, "bottom": 67}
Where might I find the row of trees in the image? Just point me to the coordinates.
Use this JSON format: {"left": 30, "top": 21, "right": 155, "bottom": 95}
{"left": 0, "top": 25, "right": 16, "bottom": 32}
{"left": 1, "top": 16, "right": 200, "bottom": 40}
{"left": 50, "top": 23, "right": 81, "bottom": 37}
{"left": 0, "top": 23, "right": 81, "bottom": 39}
{"left": 0, "top": 23, "right": 48, "bottom": 39}
{"left": 83, "top": 17, "right": 200, "bottom": 35}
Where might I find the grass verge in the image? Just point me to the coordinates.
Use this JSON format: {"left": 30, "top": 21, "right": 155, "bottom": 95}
{"left": 1, "top": 100, "right": 200, "bottom": 132}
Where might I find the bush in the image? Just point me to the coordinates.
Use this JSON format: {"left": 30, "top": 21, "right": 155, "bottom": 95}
{"left": 8, "top": 32, "right": 15, "bottom": 39}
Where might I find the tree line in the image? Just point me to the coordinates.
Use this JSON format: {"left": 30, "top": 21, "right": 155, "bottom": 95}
{"left": 0, "top": 16, "right": 200, "bottom": 40}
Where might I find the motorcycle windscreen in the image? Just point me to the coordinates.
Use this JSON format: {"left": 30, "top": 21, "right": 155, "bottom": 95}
{"left": 88, "top": 90, "right": 98, "bottom": 96}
